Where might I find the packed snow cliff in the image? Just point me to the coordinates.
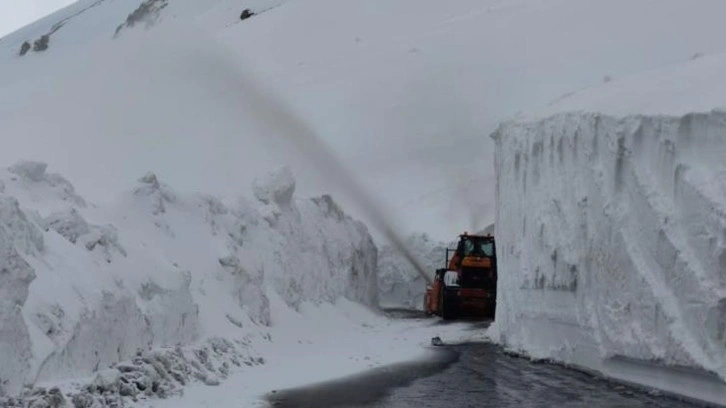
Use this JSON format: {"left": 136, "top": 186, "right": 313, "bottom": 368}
{"left": 0, "top": 161, "right": 378, "bottom": 398}
{"left": 493, "top": 110, "right": 726, "bottom": 404}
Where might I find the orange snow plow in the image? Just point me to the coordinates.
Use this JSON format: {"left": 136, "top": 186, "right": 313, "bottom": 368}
{"left": 424, "top": 232, "right": 497, "bottom": 320}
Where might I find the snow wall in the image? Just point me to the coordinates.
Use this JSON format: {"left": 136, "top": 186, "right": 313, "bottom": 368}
{"left": 0, "top": 162, "right": 377, "bottom": 397}
{"left": 493, "top": 111, "right": 726, "bottom": 405}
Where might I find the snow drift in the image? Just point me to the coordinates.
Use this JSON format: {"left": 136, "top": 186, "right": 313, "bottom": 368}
{"left": 493, "top": 110, "right": 726, "bottom": 404}
{"left": 0, "top": 161, "right": 377, "bottom": 398}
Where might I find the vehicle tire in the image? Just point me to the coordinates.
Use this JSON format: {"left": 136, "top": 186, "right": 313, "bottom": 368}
{"left": 440, "top": 287, "right": 458, "bottom": 320}
{"left": 423, "top": 293, "right": 433, "bottom": 316}
{"left": 488, "top": 292, "right": 497, "bottom": 319}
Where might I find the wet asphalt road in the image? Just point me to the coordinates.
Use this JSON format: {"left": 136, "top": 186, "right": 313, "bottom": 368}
{"left": 266, "top": 310, "right": 706, "bottom": 408}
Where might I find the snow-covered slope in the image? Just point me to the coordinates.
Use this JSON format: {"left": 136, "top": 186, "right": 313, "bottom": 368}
{"left": 4, "top": 0, "right": 726, "bottom": 241}
{"left": 0, "top": 161, "right": 377, "bottom": 398}
{"left": 493, "top": 51, "right": 726, "bottom": 404}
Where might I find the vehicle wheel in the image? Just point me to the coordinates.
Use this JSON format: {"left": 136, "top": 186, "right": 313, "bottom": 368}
{"left": 423, "top": 293, "right": 433, "bottom": 316}
{"left": 440, "top": 288, "right": 457, "bottom": 320}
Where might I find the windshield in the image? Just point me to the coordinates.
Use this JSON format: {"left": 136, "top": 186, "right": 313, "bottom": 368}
{"left": 461, "top": 238, "right": 494, "bottom": 257}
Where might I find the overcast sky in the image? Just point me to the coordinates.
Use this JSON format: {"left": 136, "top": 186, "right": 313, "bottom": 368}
{"left": 0, "top": 0, "right": 76, "bottom": 37}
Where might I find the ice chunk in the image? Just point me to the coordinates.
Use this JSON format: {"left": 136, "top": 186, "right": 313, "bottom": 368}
{"left": 252, "top": 166, "right": 295, "bottom": 208}
{"left": 133, "top": 172, "right": 176, "bottom": 215}
{"left": 218, "top": 254, "right": 270, "bottom": 325}
{"left": 9, "top": 161, "right": 48, "bottom": 182}
{"left": 82, "top": 224, "right": 127, "bottom": 257}
{"left": 312, "top": 194, "right": 346, "bottom": 221}
{"left": 139, "top": 171, "right": 161, "bottom": 188}
{"left": 46, "top": 208, "right": 90, "bottom": 244}
{"left": 0, "top": 196, "right": 44, "bottom": 254}
{"left": 6, "top": 162, "right": 86, "bottom": 207}
{"left": 0, "top": 217, "right": 36, "bottom": 396}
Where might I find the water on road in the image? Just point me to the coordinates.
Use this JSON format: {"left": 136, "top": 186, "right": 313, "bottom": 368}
{"left": 267, "top": 312, "right": 707, "bottom": 408}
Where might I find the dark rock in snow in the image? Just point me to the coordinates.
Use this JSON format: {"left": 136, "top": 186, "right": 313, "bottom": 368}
{"left": 240, "top": 9, "right": 255, "bottom": 21}
{"left": 33, "top": 35, "right": 50, "bottom": 52}
{"left": 19, "top": 42, "right": 31, "bottom": 56}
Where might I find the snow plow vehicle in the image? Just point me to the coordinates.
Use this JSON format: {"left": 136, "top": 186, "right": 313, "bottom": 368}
{"left": 424, "top": 232, "right": 497, "bottom": 320}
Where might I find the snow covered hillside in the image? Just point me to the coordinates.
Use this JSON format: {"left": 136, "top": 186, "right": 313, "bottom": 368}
{"left": 4, "top": 0, "right": 726, "bottom": 241}
{"left": 0, "top": 161, "right": 377, "bottom": 400}
{"left": 493, "top": 53, "right": 726, "bottom": 404}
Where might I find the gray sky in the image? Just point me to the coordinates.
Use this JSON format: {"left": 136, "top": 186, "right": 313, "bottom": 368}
{"left": 0, "top": 0, "right": 76, "bottom": 37}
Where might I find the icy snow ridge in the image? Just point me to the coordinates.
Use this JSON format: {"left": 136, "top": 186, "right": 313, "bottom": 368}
{"left": 493, "top": 111, "right": 726, "bottom": 404}
{"left": 0, "top": 161, "right": 377, "bottom": 399}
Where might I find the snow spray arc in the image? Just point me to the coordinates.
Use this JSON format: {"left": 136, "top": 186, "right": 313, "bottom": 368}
{"left": 239, "top": 75, "right": 433, "bottom": 285}
{"left": 170, "top": 26, "right": 434, "bottom": 285}
{"left": 240, "top": 77, "right": 434, "bottom": 284}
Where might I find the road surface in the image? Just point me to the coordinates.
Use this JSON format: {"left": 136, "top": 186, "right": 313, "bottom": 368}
{"left": 266, "top": 311, "right": 706, "bottom": 408}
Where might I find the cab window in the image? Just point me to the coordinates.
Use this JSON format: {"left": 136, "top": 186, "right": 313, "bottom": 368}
{"left": 460, "top": 238, "right": 494, "bottom": 257}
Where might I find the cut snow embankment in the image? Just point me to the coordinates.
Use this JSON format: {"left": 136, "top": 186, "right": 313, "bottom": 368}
{"left": 0, "top": 161, "right": 387, "bottom": 406}
{"left": 493, "top": 109, "right": 726, "bottom": 405}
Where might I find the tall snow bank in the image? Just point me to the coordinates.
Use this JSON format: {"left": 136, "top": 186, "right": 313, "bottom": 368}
{"left": 240, "top": 166, "right": 379, "bottom": 311}
{"left": 0, "top": 196, "right": 40, "bottom": 395}
{"left": 0, "top": 162, "right": 377, "bottom": 398}
{"left": 493, "top": 111, "right": 726, "bottom": 404}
